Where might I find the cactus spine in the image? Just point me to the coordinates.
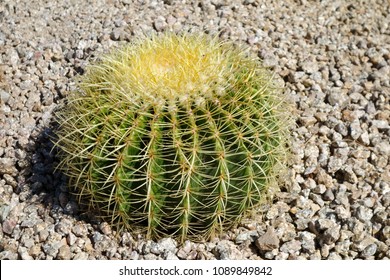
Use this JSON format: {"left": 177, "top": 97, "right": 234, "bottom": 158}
{"left": 54, "top": 33, "right": 292, "bottom": 241}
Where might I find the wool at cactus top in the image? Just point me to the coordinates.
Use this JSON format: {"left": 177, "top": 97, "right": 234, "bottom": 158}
{"left": 54, "top": 33, "right": 293, "bottom": 241}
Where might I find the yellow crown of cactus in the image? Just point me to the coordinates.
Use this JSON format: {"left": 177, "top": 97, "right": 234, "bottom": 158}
{"left": 54, "top": 33, "right": 293, "bottom": 242}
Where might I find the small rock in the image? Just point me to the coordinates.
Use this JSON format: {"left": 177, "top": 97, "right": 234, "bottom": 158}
{"left": 372, "top": 120, "right": 389, "bottom": 129}
{"left": 8, "top": 48, "right": 19, "bottom": 66}
{"left": 299, "top": 232, "right": 316, "bottom": 254}
{"left": 361, "top": 244, "right": 377, "bottom": 258}
{"left": 0, "top": 158, "right": 17, "bottom": 176}
{"left": 99, "top": 222, "right": 112, "bottom": 235}
{"left": 327, "top": 88, "right": 348, "bottom": 107}
{"left": 93, "top": 235, "right": 113, "bottom": 252}
{"left": 235, "top": 230, "right": 259, "bottom": 244}
{"left": 335, "top": 205, "right": 351, "bottom": 220}
{"left": 380, "top": 226, "right": 390, "bottom": 240}
{"left": 313, "top": 184, "right": 326, "bottom": 194}
{"left": 154, "top": 16, "right": 167, "bottom": 31}
{"left": 335, "top": 122, "right": 349, "bottom": 136}
{"left": 356, "top": 206, "right": 373, "bottom": 223}
{"left": 73, "top": 252, "right": 89, "bottom": 260}
{"left": 255, "top": 227, "right": 279, "bottom": 251}
{"left": 66, "top": 233, "right": 77, "bottom": 246}
{"left": 316, "top": 169, "right": 333, "bottom": 187}
{"left": 177, "top": 248, "right": 189, "bottom": 259}
{"left": 322, "top": 188, "right": 335, "bottom": 201}
{"left": 276, "top": 221, "right": 296, "bottom": 242}
{"left": 2, "top": 218, "right": 16, "bottom": 235}
{"left": 57, "top": 245, "right": 71, "bottom": 260}
{"left": 150, "top": 241, "right": 161, "bottom": 255}
{"left": 18, "top": 246, "right": 33, "bottom": 260}
{"left": 377, "top": 141, "right": 390, "bottom": 156}
{"left": 177, "top": 240, "right": 192, "bottom": 259}
{"left": 163, "top": 251, "right": 179, "bottom": 260}
{"left": 320, "top": 244, "right": 330, "bottom": 258}
{"left": 280, "top": 240, "right": 301, "bottom": 254}
{"left": 328, "top": 252, "right": 342, "bottom": 260}
{"left": 301, "top": 60, "right": 319, "bottom": 74}
{"left": 106, "top": 246, "right": 118, "bottom": 259}
{"left": 129, "top": 251, "right": 139, "bottom": 260}
{"left": 353, "top": 237, "right": 377, "bottom": 252}
{"left": 289, "top": 71, "right": 305, "bottom": 83}
{"left": 0, "top": 205, "right": 11, "bottom": 223}
{"left": 158, "top": 238, "right": 177, "bottom": 253}
{"left": 42, "top": 243, "right": 59, "bottom": 258}
{"left": 143, "top": 253, "right": 158, "bottom": 260}
{"left": 120, "top": 232, "right": 133, "bottom": 247}
{"left": 72, "top": 223, "right": 88, "bottom": 237}
{"left": 110, "top": 29, "right": 122, "bottom": 41}
{"left": 214, "top": 240, "right": 243, "bottom": 260}
{"left": 263, "top": 53, "right": 278, "bottom": 67}
{"left": 0, "top": 250, "right": 18, "bottom": 260}
{"left": 327, "top": 156, "right": 344, "bottom": 173}
{"left": 29, "top": 244, "right": 41, "bottom": 258}
{"left": 55, "top": 219, "right": 73, "bottom": 235}
{"left": 350, "top": 119, "right": 363, "bottom": 139}
{"left": 342, "top": 166, "right": 358, "bottom": 183}
{"left": 92, "top": 231, "right": 103, "bottom": 243}
{"left": 359, "top": 132, "right": 370, "bottom": 145}
{"left": 322, "top": 225, "right": 341, "bottom": 244}
{"left": 38, "top": 229, "right": 49, "bottom": 242}
{"left": 0, "top": 89, "right": 10, "bottom": 103}
{"left": 316, "top": 218, "right": 335, "bottom": 231}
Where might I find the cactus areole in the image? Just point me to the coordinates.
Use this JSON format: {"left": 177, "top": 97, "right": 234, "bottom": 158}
{"left": 55, "top": 33, "right": 292, "bottom": 241}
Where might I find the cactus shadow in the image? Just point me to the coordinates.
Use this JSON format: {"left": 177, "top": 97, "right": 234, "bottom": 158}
{"left": 24, "top": 123, "right": 98, "bottom": 227}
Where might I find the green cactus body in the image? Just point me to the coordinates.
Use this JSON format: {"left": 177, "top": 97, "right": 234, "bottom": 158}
{"left": 55, "top": 33, "right": 292, "bottom": 241}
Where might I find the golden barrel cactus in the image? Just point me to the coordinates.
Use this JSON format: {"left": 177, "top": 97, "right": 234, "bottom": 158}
{"left": 54, "top": 33, "right": 293, "bottom": 241}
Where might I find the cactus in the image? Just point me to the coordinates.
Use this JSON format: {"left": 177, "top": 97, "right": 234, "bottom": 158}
{"left": 54, "top": 33, "right": 293, "bottom": 242}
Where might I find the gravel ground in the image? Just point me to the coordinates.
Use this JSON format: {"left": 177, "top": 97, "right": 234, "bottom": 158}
{"left": 0, "top": 0, "right": 389, "bottom": 260}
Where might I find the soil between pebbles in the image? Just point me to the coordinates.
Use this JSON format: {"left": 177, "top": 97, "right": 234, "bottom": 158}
{"left": 0, "top": 0, "right": 389, "bottom": 260}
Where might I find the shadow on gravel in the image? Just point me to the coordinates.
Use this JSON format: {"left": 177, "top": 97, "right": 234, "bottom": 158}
{"left": 25, "top": 122, "right": 98, "bottom": 227}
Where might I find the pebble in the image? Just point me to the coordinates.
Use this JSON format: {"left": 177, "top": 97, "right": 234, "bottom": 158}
{"left": 99, "top": 222, "right": 112, "bottom": 235}
{"left": 322, "top": 188, "right": 335, "bottom": 201}
{"left": 0, "top": 158, "right": 17, "bottom": 176}
{"left": 322, "top": 225, "right": 341, "bottom": 245}
{"left": 57, "top": 245, "right": 71, "bottom": 260}
{"left": 235, "top": 230, "right": 259, "bottom": 244}
{"left": 255, "top": 227, "right": 280, "bottom": 251}
{"left": 280, "top": 240, "right": 302, "bottom": 254}
{"left": 356, "top": 206, "right": 374, "bottom": 223}
{"left": 214, "top": 240, "right": 243, "bottom": 260}
{"left": 28, "top": 245, "right": 42, "bottom": 258}
{"left": 361, "top": 244, "right": 377, "bottom": 258}
{"left": 38, "top": 229, "right": 49, "bottom": 242}
{"left": 163, "top": 251, "right": 179, "bottom": 260}
{"left": 18, "top": 246, "right": 33, "bottom": 260}
{"left": 0, "top": 250, "right": 19, "bottom": 260}
{"left": 158, "top": 238, "right": 177, "bottom": 253}
{"left": 73, "top": 252, "right": 89, "bottom": 260}
{"left": 55, "top": 219, "right": 73, "bottom": 235}
{"left": 42, "top": 243, "right": 59, "bottom": 258}
{"left": 72, "top": 224, "right": 88, "bottom": 237}
{"left": 0, "top": 89, "right": 10, "bottom": 103}
{"left": 327, "top": 156, "right": 344, "bottom": 173}
{"left": 350, "top": 120, "right": 363, "bottom": 139}
{"left": 299, "top": 231, "right": 316, "bottom": 254}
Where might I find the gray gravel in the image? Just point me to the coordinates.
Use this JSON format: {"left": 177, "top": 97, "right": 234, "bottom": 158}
{"left": 0, "top": 0, "right": 389, "bottom": 260}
